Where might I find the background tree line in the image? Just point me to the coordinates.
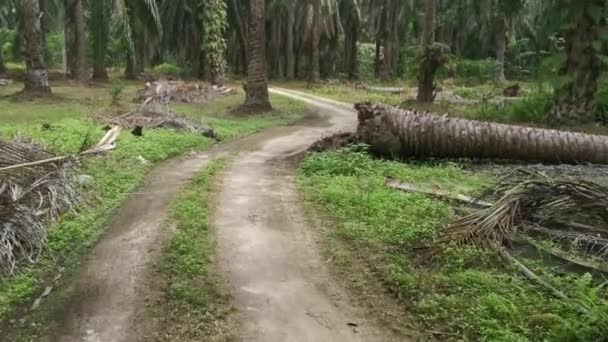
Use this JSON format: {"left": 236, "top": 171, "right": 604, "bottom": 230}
{"left": 0, "top": 0, "right": 606, "bottom": 121}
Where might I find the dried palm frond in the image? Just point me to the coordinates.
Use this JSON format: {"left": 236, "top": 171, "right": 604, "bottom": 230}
{"left": 437, "top": 172, "right": 608, "bottom": 250}
{"left": 105, "top": 105, "right": 216, "bottom": 138}
{"left": 0, "top": 139, "right": 79, "bottom": 276}
{"left": 135, "top": 81, "right": 235, "bottom": 105}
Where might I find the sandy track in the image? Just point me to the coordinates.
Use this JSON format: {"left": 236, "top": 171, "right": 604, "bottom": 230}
{"left": 214, "top": 88, "right": 398, "bottom": 341}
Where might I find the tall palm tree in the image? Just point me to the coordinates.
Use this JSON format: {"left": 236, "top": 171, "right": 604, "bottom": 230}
{"left": 66, "top": 0, "right": 87, "bottom": 80}
{"left": 550, "top": 0, "right": 606, "bottom": 124}
{"left": 242, "top": 0, "right": 272, "bottom": 112}
{"left": 203, "top": 0, "right": 228, "bottom": 85}
{"left": 416, "top": 0, "right": 439, "bottom": 103}
{"left": 308, "top": 0, "right": 321, "bottom": 83}
{"left": 88, "top": 0, "right": 160, "bottom": 80}
{"left": 22, "top": 0, "right": 51, "bottom": 94}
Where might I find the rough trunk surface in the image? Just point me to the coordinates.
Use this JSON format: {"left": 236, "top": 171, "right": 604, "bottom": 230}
{"left": 308, "top": 1, "right": 321, "bottom": 84}
{"left": 286, "top": 4, "right": 296, "bottom": 80}
{"left": 242, "top": 0, "right": 272, "bottom": 112}
{"left": 494, "top": 16, "right": 507, "bottom": 83}
{"left": 356, "top": 103, "right": 608, "bottom": 164}
{"left": 550, "top": 2, "right": 604, "bottom": 124}
{"left": 416, "top": 0, "right": 437, "bottom": 103}
{"left": 23, "top": 0, "right": 51, "bottom": 94}
{"left": 68, "top": 0, "right": 88, "bottom": 80}
{"left": 0, "top": 47, "right": 5, "bottom": 74}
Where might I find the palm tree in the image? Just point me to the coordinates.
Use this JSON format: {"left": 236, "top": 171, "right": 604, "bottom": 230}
{"left": 550, "top": 0, "right": 606, "bottom": 124}
{"left": 203, "top": 0, "right": 228, "bottom": 85}
{"left": 340, "top": 0, "right": 360, "bottom": 80}
{"left": 242, "top": 0, "right": 272, "bottom": 112}
{"left": 308, "top": 0, "right": 321, "bottom": 83}
{"left": 22, "top": 0, "right": 51, "bottom": 94}
{"left": 417, "top": 0, "right": 439, "bottom": 103}
{"left": 90, "top": 0, "right": 111, "bottom": 80}
{"left": 88, "top": 0, "right": 160, "bottom": 81}
{"left": 66, "top": 0, "right": 87, "bottom": 80}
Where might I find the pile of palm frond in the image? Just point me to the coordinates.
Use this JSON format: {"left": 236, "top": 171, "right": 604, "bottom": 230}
{"left": 136, "top": 81, "right": 234, "bottom": 105}
{"left": 105, "top": 105, "right": 217, "bottom": 139}
{"left": 437, "top": 171, "right": 608, "bottom": 259}
{"left": 0, "top": 139, "right": 79, "bottom": 276}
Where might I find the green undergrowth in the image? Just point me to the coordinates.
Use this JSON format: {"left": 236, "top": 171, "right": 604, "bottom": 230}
{"left": 151, "top": 159, "right": 234, "bottom": 340}
{"left": 0, "top": 85, "right": 308, "bottom": 327}
{"left": 297, "top": 148, "right": 608, "bottom": 341}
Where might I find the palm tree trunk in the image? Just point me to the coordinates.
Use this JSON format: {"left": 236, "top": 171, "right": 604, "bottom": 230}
{"left": 67, "top": 0, "right": 88, "bottom": 80}
{"left": 550, "top": 1, "right": 604, "bottom": 124}
{"left": 286, "top": 3, "right": 296, "bottom": 80}
{"left": 416, "top": 0, "right": 438, "bottom": 103}
{"left": 356, "top": 103, "right": 608, "bottom": 164}
{"left": 242, "top": 0, "right": 272, "bottom": 112}
{"left": 308, "top": 0, "right": 321, "bottom": 84}
{"left": 91, "top": 0, "right": 109, "bottom": 80}
{"left": 494, "top": 16, "right": 507, "bottom": 83}
{"left": 229, "top": 0, "right": 248, "bottom": 68}
{"left": 0, "top": 46, "right": 6, "bottom": 75}
{"left": 22, "top": 0, "right": 51, "bottom": 94}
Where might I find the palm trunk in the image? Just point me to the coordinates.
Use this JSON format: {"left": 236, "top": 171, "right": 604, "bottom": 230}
{"left": 22, "top": 0, "right": 51, "bottom": 94}
{"left": 229, "top": 0, "right": 248, "bottom": 67}
{"left": 308, "top": 0, "right": 321, "bottom": 84}
{"left": 550, "top": 1, "right": 604, "bottom": 124}
{"left": 0, "top": 47, "right": 6, "bottom": 75}
{"left": 344, "top": 26, "right": 359, "bottom": 80}
{"left": 356, "top": 104, "right": 608, "bottom": 164}
{"left": 91, "top": 0, "right": 109, "bottom": 81}
{"left": 286, "top": 3, "right": 296, "bottom": 80}
{"left": 416, "top": 0, "right": 438, "bottom": 103}
{"left": 204, "top": 0, "right": 227, "bottom": 85}
{"left": 68, "top": 0, "right": 87, "bottom": 80}
{"left": 242, "top": 0, "right": 272, "bottom": 112}
{"left": 494, "top": 16, "right": 507, "bottom": 83}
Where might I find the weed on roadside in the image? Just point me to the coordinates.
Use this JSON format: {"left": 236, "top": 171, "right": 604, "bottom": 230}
{"left": 297, "top": 150, "right": 608, "bottom": 340}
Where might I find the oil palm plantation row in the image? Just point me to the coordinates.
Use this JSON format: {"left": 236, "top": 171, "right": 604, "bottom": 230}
{"left": 2, "top": 0, "right": 607, "bottom": 121}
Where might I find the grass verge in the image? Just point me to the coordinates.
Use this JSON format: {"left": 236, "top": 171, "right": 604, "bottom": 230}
{"left": 297, "top": 148, "right": 608, "bottom": 341}
{"left": 143, "top": 159, "right": 235, "bottom": 341}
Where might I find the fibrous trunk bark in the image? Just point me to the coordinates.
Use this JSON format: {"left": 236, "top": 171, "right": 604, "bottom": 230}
{"left": 91, "top": 0, "right": 110, "bottom": 80}
{"left": 22, "top": 0, "right": 51, "bottom": 94}
{"left": 0, "top": 46, "right": 5, "bottom": 74}
{"left": 550, "top": 2, "right": 604, "bottom": 125}
{"left": 344, "top": 24, "right": 359, "bottom": 80}
{"left": 242, "top": 0, "right": 272, "bottom": 112}
{"left": 416, "top": 0, "right": 438, "bottom": 103}
{"left": 494, "top": 16, "right": 507, "bottom": 83}
{"left": 67, "top": 0, "right": 87, "bottom": 80}
{"left": 286, "top": 3, "right": 296, "bottom": 80}
{"left": 356, "top": 103, "right": 608, "bottom": 164}
{"left": 230, "top": 0, "right": 248, "bottom": 69}
{"left": 308, "top": 0, "right": 321, "bottom": 84}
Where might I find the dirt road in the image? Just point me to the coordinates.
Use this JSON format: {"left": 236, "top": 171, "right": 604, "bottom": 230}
{"left": 53, "top": 88, "right": 398, "bottom": 341}
{"left": 214, "top": 88, "right": 396, "bottom": 341}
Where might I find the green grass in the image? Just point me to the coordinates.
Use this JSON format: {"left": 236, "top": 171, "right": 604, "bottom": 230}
{"left": 297, "top": 148, "right": 608, "bottom": 341}
{"left": 0, "top": 81, "right": 309, "bottom": 329}
{"left": 150, "top": 158, "right": 234, "bottom": 340}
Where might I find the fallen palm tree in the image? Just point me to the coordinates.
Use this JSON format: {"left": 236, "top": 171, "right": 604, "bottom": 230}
{"left": 355, "top": 103, "right": 608, "bottom": 164}
{"left": 0, "top": 129, "right": 120, "bottom": 275}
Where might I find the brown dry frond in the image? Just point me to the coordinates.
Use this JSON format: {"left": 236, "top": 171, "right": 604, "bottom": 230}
{"left": 437, "top": 171, "right": 608, "bottom": 251}
{"left": 0, "top": 139, "right": 79, "bottom": 276}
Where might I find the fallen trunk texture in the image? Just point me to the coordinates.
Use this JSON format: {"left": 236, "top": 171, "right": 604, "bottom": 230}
{"left": 355, "top": 103, "right": 608, "bottom": 164}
